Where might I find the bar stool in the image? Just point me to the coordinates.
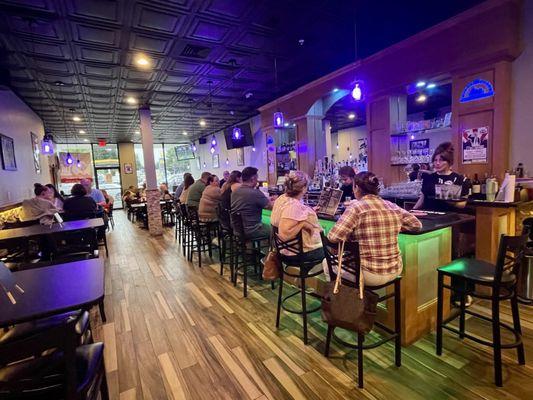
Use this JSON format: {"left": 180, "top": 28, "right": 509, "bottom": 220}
{"left": 436, "top": 233, "right": 528, "bottom": 387}
{"left": 217, "top": 206, "right": 235, "bottom": 278}
{"left": 321, "top": 234, "right": 402, "bottom": 388}
{"left": 272, "top": 227, "right": 323, "bottom": 345}
{"left": 230, "top": 212, "right": 269, "bottom": 297}
{"left": 186, "top": 206, "right": 217, "bottom": 268}
{"left": 518, "top": 218, "right": 533, "bottom": 304}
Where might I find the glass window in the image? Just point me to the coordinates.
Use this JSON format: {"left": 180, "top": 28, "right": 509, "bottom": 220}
{"left": 56, "top": 143, "right": 94, "bottom": 196}
{"left": 134, "top": 144, "right": 146, "bottom": 187}
{"left": 164, "top": 144, "right": 191, "bottom": 190}
{"left": 93, "top": 144, "right": 123, "bottom": 209}
{"left": 92, "top": 144, "right": 119, "bottom": 168}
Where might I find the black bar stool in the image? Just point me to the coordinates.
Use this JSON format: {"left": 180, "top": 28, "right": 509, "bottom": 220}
{"left": 230, "top": 212, "right": 269, "bottom": 297}
{"left": 436, "top": 233, "right": 528, "bottom": 387}
{"left": 217, "top": 206, "right": 236, "bottom": 278}
{"left": 272, "top": 227, "right": 323, "bottom": 345}
{"left": 321, "top": 234, "right": 402, "bottom": 388}
{"left": 186, "top": 206, "right": 218, "bottom": 268}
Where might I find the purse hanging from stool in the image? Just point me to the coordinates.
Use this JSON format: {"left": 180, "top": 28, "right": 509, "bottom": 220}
{"left": 321, "top": 241, "right": 379, "bottom": 334}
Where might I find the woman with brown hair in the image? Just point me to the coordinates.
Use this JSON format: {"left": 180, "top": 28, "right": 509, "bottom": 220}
{"left": 178, "top": 174, "right": 195, "bottom": 204}
{"left": 328, "top": 171, "right": 422, "bottom": 286}
{"left": 271, "top": 171, "right": 324, "bottom": 264}
{"left": 414, "top": 142, "right": 468, "bottom": 211}
{"left": 199, "top": 174, "right": 221, "bottom": 221}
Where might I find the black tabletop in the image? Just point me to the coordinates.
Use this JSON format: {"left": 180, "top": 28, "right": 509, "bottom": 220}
{"left": 403, "top": 212, "right": 475, "bottom": 235}
{"left": 0, "top": 257, "right": 104, "bottom": 328}
{"left": 0, "top": 218, "right": 104, "bottom": 242}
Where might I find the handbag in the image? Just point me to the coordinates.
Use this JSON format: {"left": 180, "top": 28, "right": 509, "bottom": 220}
{"left": 321, "top": 241, "right": 379, "bottom": 335}
{"left": 262, "top": 250, "right": 281, "bottom": 280}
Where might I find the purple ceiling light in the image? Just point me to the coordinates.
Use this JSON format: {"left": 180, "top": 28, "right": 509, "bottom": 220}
{"left": 232, "top": 126, "right": 241, "bottom": 140}
{"left": 351, "top": 82, "right": 363, "bottom": 101}
{"left": 210, "top": 145, "right": 215, "bottom": 154}
{"left": 65, "top": 152, "right": 73, "bottom": 165}
{"left": 191, "top": 142, "right": 197, "bottom": 152}
{"left": 273, "top": 111, "right": 284, "bottom": 128}
{"left": 211, "top": 135, "right": 217, "bottom": 146}
{"left": 41, "top": 134, "right": 54, "bottom": 155}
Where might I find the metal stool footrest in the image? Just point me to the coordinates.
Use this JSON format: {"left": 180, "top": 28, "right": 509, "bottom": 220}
{"left": 281, "top": 289, "right": 321, "bottom": 315}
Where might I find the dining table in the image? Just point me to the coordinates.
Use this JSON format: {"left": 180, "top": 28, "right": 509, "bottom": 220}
{"left": 0, "top": 258, "right": 105, "bottom": 328}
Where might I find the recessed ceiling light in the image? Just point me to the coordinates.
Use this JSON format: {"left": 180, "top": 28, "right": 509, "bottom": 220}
{"left": 283, "top": 122, "right": 289, "bottom": 127}
{"left": 135, "top": 130, "right": 140, "bottom": 134}
{"left": 126, "top": 96, "right": 137, "bottom": 105}
{"left": 416, "top": 94, "right": 427, "bottom": 103}
{"left": 83, "top": 138, "right": 89, "bottom": 142}
{"left": 416, "top": 81, "right": 426, "bottom": 88}
{"left": 348, "top": 113, "right": 356, "bottom": 120}
{"left": 135, "top": 55, "right": 150, "bottom": 67}
{"left": 245, "top": 92, "right": 253, "bottom": 99}
{"left": 426, "top": 83, "right": 437, "bottom": 89}
{"left": 333, "top": 88, "right": 339, "bottom": 93}
{"left": 72, "top": 116, "right": 81, "bottom": 122}
{"left": 79, "top": 130, "right": 86, "bottom": 134}
{"left": 199, "top": 119, "right": 206, "bottom": 127}
{"left": 182, "top": 131, "right": 188, "bottom": 136}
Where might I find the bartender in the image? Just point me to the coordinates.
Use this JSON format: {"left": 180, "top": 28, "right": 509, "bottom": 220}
{"left": 338, "top": 166, "right": 356, "bottom": 202}
{"left": 413, "top": 142, "right": 468, "bottom": 211}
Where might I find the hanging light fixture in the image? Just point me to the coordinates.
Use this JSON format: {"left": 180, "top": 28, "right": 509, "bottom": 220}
{"left": 76, "top": 158, "right": 82, "bottom": 168}
{"left": 252, "top": 147, "right": 256, "bottom": 152}
{"left": 232, "top": 126, "right": 241, "bottom": 140}
{"left": 273, "top": 57, "right": 284, "bottom": 128}
{"left": 65, "top": 152, "right": 74, "bottom": 165}
{"left": 41, "top": 133, "right": 54, "bottom": 155}
{"left": 210, "top": 146, "right": 215, "bottom": 155}
{"left": 211, "top": 135, "right": 217, "bottom": 146}
{"left": 273, "top": 111, "right": 284, "bottom": 128}
{"left": 351, "top": 82, "right": 363, "bottom": 101}
{"left": 191, "top": 142, "right": 197, "bottom": 152}
{"left": 225, "top": 158, "right": 230, "bottom": 165}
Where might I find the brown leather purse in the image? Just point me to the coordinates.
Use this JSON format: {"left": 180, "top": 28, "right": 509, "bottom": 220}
{"left": 262, "top": 250, "right": 281, "bottom": 280}
{"left": 321, "top": 241, "right": 379, "bottom": 334}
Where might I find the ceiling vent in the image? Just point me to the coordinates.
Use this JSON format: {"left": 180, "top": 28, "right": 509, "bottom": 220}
{"left": 180, "top": 44, "right": 211, "bottom": 59}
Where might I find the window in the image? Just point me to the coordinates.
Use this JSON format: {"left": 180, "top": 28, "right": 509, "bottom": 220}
{"left": 92, "top": 144, "right": 122, "bottom": 208}
{"left": 56, "top": 143, "right": 94, "bottom": 195}
{"left": 134, "top": 144, "right": 191, "bottom": 191}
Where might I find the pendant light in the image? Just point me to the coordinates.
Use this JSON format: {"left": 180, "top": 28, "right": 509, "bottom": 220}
{"left": 273, "top": 57, "right": 284, "bottom": 128}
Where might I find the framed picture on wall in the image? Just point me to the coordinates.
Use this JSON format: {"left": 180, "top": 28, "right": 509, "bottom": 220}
{"left": 236, "top": 147, "right": 244, "bottom": 166}
{"left": 212, "top": 154, "right": 219, "bottom": 168}
{"left": 123, "top": 163, "right": 133, "bottom": 174}
{"left": 30, "top": 132, "right": 41, "bottom": 174}
{"left": 0, "top": 134, "right": 17, "bottom": 171}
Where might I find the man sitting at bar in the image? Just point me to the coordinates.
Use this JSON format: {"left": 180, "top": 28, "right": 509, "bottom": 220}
{"left": 338, "top": 165, "right": 356, "bottom": 202}
{"left": 231, "top": 166, "right": 273, "bottom": 239}
{"left": 186, "top": 171, "right": 211, "bottom": 208}
{"left": 328, "top": 171, "right": 422, "bottom": 286}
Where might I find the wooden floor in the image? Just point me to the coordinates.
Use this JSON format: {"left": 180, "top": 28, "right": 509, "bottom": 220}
{"left": 91, "top": 212, "right": 533, "bottom": 399}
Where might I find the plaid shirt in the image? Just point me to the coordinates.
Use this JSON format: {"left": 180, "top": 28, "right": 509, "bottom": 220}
{"left": 327, "top": 195, "right": 422, "bottom": 275}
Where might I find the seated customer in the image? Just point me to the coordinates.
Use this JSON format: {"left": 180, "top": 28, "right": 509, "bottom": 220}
{"left": 271, "top": 171, "right": 324, "bottom": 264}
{"left": 199, "top": 174, "right": 221, "bottom": 221}
{"left": 45, "top": 184, "right": 64, "bottom": 210}
{"left": 219, "top": 170, "right": 242, "bottom": 230}
{"left": 186, "top": 172, "right": 210, "bottom": 208}
{"left": 63, "top": 184, "right": 97, "bottom": 218}
{"left": 231, "top": 167, "right": 273, "bottom": 239}
{"left": 179, "top": 174, "right": 195, "bottom": 204}
{"left": 20, "top": 183, "right": 59, "bottom": 224}
{"left": 80, "top": 178, "right": 106, "bottom": 208}
{"left": 327, "top": 171, "right": 422, "bottom": 286}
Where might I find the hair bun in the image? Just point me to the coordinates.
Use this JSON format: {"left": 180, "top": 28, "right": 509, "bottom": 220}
{"left": 34, "top": 183, "right": 43, "bottom": 188}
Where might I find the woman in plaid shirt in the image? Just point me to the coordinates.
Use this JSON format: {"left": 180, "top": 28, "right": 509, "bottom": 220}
{"left": 327, "top": 172, "right": 422, "bottom": 286}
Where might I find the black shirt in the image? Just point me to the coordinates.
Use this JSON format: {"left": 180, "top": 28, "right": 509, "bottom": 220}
{"left": 340, "top": 184, "right": 354, "bottom": 202}
{"left": 63, "top": 196, "right": 97, "bottom": 217}
{"left": 421, "top": 172, "right": 467, "bottom": 211}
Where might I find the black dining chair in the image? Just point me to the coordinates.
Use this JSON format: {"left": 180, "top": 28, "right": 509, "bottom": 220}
{"left": 0, "top": 315, "right": 108, "bottom": 399}
{"left": 321, "top": 234, "right": 402, "bottom": 388}
{"left": 436, "top": 233, "right": 528, "bottom": 387}
{"left": 273, "top": 226, "right": 324, "bottom": 345}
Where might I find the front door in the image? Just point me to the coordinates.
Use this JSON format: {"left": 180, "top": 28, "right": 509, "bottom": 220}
{"left": 95, "top": 167, "right": 123, "bottom": 209}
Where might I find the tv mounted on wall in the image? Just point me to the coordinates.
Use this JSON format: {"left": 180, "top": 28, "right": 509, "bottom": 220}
{"left": 224, "top": 123, "right": 254, "bottom": 150}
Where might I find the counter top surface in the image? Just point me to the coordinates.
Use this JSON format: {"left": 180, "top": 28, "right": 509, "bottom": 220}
{"left": 467, "top": 199, "right": 533, "bottom": 208}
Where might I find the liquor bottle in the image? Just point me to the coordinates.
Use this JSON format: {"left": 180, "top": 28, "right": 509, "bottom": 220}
{"left": 463, "top": 174, "right": 472, "bottom": 196}
{"left": 472, "top": 174, "right": 481, "bottom": 194}
{"left": 480, "top": 173, "right": 488, "bottom": 195}
{"left": 516, "top": 162, "right": 524, "bottom": 178}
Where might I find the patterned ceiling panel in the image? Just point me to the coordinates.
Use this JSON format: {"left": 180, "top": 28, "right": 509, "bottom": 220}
{"left": 0, "top": 0, "right": 357, "bottom": 143}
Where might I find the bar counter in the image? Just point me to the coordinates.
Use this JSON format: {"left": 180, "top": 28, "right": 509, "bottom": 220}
{"left": 262, "top": 209, "right": 475, "bottom": 345}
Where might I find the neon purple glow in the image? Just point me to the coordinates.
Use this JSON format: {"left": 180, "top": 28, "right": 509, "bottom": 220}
{"left": 211, "top": 136, "right": 217, "bottom": 146}
{"left": 41, "top": 135, "right": 54, "bottom": 155}
{"left": 352, "top": 83, "right": 363, "bottom": 101}
{"left": 225, "top": 158, "right": 229, "bottom": 165}
{"left": 65, "top": 152, "right": 73, "bottom": 165}
{"left": 210, "top": 146, "right": 215, "bottom": 154}
{"left": 232, "top": 127, "right": 241, "bottom": 140}
{"left": 76, "top": 159, "right": 81, "bottom": 168}
{"left": 192, "top": 143, "right": 197, "bottom": 152}
{"left": 252, "top": 147, "right": 256, "bottom": 152}
{"left": 273, "top": 111, "right": 284, "bottom": 128}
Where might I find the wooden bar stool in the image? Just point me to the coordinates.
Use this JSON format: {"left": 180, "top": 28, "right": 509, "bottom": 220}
{"left": 436, "top": 233, "right": 528, "bottom": 387}
{"left": 272, "top": 227, "right": 323, "bottom": 345}
{"left": 321, "top": 235, "right": 402, "bottom": 388}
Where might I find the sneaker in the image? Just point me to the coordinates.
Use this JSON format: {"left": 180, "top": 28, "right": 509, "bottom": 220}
{"left": 453, "top": 295, "right": 473, "bottom": 308}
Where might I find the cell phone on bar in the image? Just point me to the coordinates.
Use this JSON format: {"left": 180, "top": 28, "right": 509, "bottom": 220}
{"left": 54, "top": 212, "right": 64, "bottom": 226}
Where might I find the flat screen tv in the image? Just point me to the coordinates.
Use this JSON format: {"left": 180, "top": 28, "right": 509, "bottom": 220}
{"left": 174, "top": 144, "right": 195, "bottom": 160}
{"left": 224, "top": 123, "right": 254, "bottom": 149}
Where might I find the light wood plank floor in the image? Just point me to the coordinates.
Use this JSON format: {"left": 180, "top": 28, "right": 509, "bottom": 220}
{"left": 91, "top": 212, "right": 533, "bottom": 399}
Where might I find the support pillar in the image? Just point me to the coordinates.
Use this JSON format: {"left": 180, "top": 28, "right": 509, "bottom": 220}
{"left": 139, "top": 106, "right": 163, "bottom": 236}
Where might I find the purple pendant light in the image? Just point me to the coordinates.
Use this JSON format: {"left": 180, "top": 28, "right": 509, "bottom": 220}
{"left": 232, "top": 126, "right": 241, "bottom": 140}
{"left": 41, "top": 133, "right": 54, "bottom": 155}
{"left": 273, "top": 111, "right": 284, "bottom": 128}
{"left": 191, "top": 142, "right": 197, "bottom": 152}
{"left": 65, "top": 152, "right": 74, "bottom": 165}
{"left": 211, "top": 135, "right": 217, "bottom": 146}
{"left": 76, "top": 159, "right": 82, "bottom": 168}
{"left": 210, "top": 146, "right": 215, "bottom": 154}
{"left": 351, "top": 82, "right": 364, "bottom": 101}
{"left": 273, "top": 57, "right": 284, "bottom": 128}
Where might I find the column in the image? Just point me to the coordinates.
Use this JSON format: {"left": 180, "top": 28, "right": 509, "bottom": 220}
{"left": 139, "top": 106, "right": 163, "bottom": 236}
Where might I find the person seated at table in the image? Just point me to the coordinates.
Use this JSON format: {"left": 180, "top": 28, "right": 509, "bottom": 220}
{"left": 231, "top": 167, "right": 273, "bottom": 239}
{"left": 122, "top": 186, "right": 138, "bottom": 203}
{"left": 199, "top": 174, "right": 221, "bottom": 221}
{"left": 338, "top": 165, "right": 356, "bottom": 202}
{"left": 80, "top": 178, "right": 106, "bottom": 208}
{"left": 45, "top": 184, "right": 64, "bottom": 210}
{"left": 20, "top": 183, "right": 59, "bottom": 224}
{"left": 173, "top": 173, "right": 191, "bottom": 206}
{"left": 219, "top": 170, "right": 230, "bottom": 188}
{"left": 271, "top": 171, "right": 324, "bottom": 264}
{"left": 186, "top": 172, "right": 211, "bottom": 208}
{"left": 327, "top": 171, "right": 422, "bottom": 286}
{"left": 63, "top": 184, "right": 97, "bottom": 217}
{"left": 179, "top": 174, "right": 195, "bottom": 204}
{"left": 219, "top": 170, "right": 242, "bottom": 229}
{"left": 100, "top": 189, "right": 114, "bottom": 213}
{"left": 161, "top": 190, "right": 172, "bottom": 201}
{"left": 159, "top": 183, "right": 169, "bottom": 197}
